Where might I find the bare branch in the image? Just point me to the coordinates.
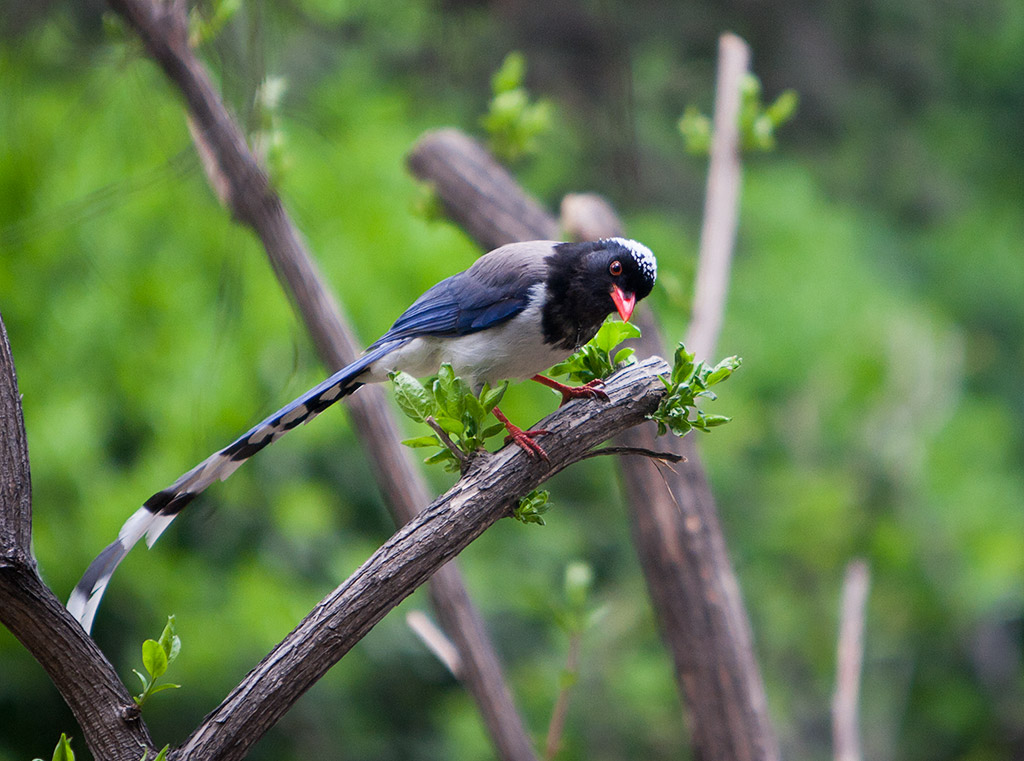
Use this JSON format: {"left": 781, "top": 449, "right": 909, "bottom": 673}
{"left": 407, "top": 129, "right": 561, "bottom": 250}
{"left": 407, "top": 610, "right": 463, "bottom": 678}
{"left": 543, "top": 632, "right": 582, "bottom": 761}
{"left": 687, "top": 33, "right": 750, "bottom": 361}
{"left": 0, "top": 312, "right": 31, "bottom": 561}
{"left": 175, "top": 358, "right": 669, "bottom": 761}
{"left": 103, "top": 1, "right": 538, "bottom": 758}
{"left": 833, "top": 559, "right": 870, "bottom": 761}
{"left": 425, "top": 416, "right": 473, "bottom": 472}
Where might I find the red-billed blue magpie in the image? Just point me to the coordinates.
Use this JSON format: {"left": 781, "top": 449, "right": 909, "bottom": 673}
{"left": 68, "top": 238, "right": 657, "bottom": 632}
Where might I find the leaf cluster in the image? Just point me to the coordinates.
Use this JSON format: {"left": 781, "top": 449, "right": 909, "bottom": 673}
{"left": 548, "top": 319, "right": 642, "bottom": 384}
{"left": 133, "top": 616, "right": 182, "bottom": 709}
{"left": 679, "top": 73, "right": 798, "bottom": 155}
{"left": 481, "top": 52, "right": 554, "bottom": 164}
{"left": 649, "top": 346, "right": 741, "bottom": 437}
{"left": 512, "top": 489, "right": 552, "bottom": 525}
{"left": 393, "top": 365, "right": 508, "bottom": 471}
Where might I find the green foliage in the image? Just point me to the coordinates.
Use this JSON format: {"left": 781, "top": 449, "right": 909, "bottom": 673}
{"left": 512, "top": 489, "right": 551, "bottom": 525}
{"left": 393, "top": 365, "right": 508, "bottom": 471}
{"left": 679, "top": 73, "right": 798, "bottom": 154}
{"left": 549, "top": 319, "right": 642, "bottom": 384}
{"left": 32, "top": 733, "right": 74, "bottom": 761}
{"left": 481, "top": 52, "right": 554, "bottom": 163}
{"left": 133, "top": 616, "right": 182, "bottom": 709}
{"left": 649, "top": 346, "right": 740, "bottom": 437}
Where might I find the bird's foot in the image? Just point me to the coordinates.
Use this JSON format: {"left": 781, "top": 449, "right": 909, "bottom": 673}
{"left": 493, "top": 406, "right": 550, "bottom": 461}
{"left": 503, "top": 424, "right": 550, "bottom": 461}
{"left": 531, "top": 375, "right": 610, "bottom": 407}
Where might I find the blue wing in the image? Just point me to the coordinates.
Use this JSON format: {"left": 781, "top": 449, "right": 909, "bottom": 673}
{"left": 367, "top": 271, "right": 539, "bottom": 349}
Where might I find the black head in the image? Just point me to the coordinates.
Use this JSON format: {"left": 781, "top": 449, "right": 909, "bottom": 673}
{"left": 542, "top": 238, "right": 658, "bottom": 350}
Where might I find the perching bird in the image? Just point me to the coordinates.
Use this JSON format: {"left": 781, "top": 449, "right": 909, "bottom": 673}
{"left": 68, "top": 238, "right": 657, "bottom": 632}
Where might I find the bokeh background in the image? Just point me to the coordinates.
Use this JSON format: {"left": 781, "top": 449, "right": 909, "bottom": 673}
{"left": 2, "top": 0, "right": 1023, "bottom": 759}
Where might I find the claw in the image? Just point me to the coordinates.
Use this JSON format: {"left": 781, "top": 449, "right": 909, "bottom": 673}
{"left": 493, "top": 407, "right": 550, "bottom": 461}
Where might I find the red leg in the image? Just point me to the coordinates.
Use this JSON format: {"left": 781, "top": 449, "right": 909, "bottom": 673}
{"left": 493, "top": 406, "right": 549, "bottom": 461}
{"left": 531, "top": 374, "right": 610, "bottom": 406}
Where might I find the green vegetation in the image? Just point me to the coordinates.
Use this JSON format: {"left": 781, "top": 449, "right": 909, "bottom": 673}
{"left": 648, "top": 347, "right": 740, "bottom": 437}
{"left": 133, "top": 617, "right": 182, "bottom": 709}
{"left": 3, "top": 2, "right": 1024, "bottom": 760}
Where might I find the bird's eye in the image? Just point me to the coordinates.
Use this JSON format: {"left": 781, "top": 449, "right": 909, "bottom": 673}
{"left": 609, "top": 260, "right": 623, "bottom": 276}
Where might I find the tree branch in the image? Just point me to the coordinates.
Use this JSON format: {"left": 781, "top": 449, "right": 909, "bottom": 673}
{"left": 175, "top": 357, "right": 669, "bottom": 761}
{"left": 103, "top": 1, "right": 538, "bottom": 759}
{"left": 0, "top": 313, "right": 158, "bottom": 760}
{"left": 833, "top": 559, "right": 870, "bottom": 761}
{"left": 687, "top": 32, "right": 749, "bottom": 361}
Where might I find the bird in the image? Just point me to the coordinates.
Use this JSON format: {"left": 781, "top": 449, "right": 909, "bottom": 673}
{"left": 67, "top": 237, "right": 657, "bottom": 632}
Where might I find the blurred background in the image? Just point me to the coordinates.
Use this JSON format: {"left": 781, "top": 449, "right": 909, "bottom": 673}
{"left": 2, "top": 0, "right": 1023, "bottom": 759}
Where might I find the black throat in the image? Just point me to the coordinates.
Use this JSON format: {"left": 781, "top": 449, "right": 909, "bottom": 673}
{"left": 540, "top": 244, "right": 614, "bottom": 351}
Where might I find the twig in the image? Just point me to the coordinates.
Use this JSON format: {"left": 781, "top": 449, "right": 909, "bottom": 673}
{"left": 833, "top": 559, "right": 870, "bottom": 761}
{"left": 425, "top": 416, "right": 473, "bottom": 471}
{"left": 576, "top": 446, "right": 684, "bottom": 463}
{"left": 543, "top": 632, "right": 582, "bottom": 761}
{"left": 686, "top": 33, "right": 750, "bottom": 361}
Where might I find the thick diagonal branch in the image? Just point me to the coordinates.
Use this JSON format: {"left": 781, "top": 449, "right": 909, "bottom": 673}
{"left": 175, "top": 357, "right": 669, "bottom": 761}
{"left": 104, "top": 1, "right": 537, "bottom": 759}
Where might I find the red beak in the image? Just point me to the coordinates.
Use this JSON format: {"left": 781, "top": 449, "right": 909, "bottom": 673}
{"left": 610, "top": 284, "right": 636, "bottom": 322}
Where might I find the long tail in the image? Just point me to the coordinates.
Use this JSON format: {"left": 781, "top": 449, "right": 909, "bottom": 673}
{"left": 67, "top": 342, "right": 400, "bottom": 633}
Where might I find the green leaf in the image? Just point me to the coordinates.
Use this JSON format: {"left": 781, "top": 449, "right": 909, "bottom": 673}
{"left": 491, "top": 51, "right": 526, "bottom": 94}
{"left": 147, "top": 683, "right": 182, "bottom": 696}
{"left": 766, "top": 89, "right": 799, "bottom": 126}
{"left": 433, "top": 415, "right": 464, "bottom": 436}
{"left": 613, "top": 346, "right": 636, "bottom": 367}
{"left": 132, "top": 669, "right": 149, "bottom": 691}
{"left": 153, "top": 746, "right": 170, "bottom": 761}
{"left": 671, "top": 346, "right": 696, "bottom": 386}
{"left": 463, "top": 390, "right": 486, "bottom": 423}
{"left": 706, "top": 355, "right": 742, "bottom": 386}
{"left": 424, "top": 449, "right": 456, "bottom": 466}
{"left": 594, "top": 319, "right": 641, "bottom": 353}
{"left": 51, "top": 733, "right": 75, "bottom": 761}
{"left": 482, "top": 422, "right": 507, "bottom": 440}
{"left": 158, "top": 615, "right": 180, "bottom": 664}
{"left": 401, "top": 435, "right": 441, "bottom": 448}
{"left": 390, "top": 371, "right": 434, "bottom": 423}
{"left": 700, "top": 414, "right": 732, "bottom": 428}
{"left": 479, "top": 382, "right": 507, "bottom": 414}
{"left": 142, "top": 638, "right": 167, "bottom": 679}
